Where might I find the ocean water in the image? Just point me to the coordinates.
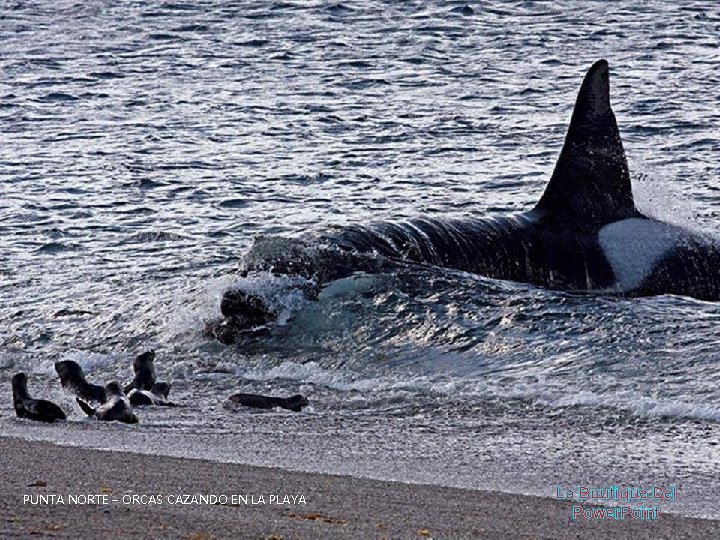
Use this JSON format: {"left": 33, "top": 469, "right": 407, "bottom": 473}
{"left": 1, "top": 0, "right": 719, "bottom": 519}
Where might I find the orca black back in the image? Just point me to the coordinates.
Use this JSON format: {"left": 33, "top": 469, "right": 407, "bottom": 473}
{"left": 536, "top": 59, "right": 641, "bottom": 227}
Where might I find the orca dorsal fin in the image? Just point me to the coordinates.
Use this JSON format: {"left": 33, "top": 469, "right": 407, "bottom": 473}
{"left": 536, "top": 60, "right": 637, "bottom": 225}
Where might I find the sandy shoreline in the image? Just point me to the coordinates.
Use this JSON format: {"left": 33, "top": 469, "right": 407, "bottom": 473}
{"left": 0, "top": 437, "right": 718, "bottom": 539}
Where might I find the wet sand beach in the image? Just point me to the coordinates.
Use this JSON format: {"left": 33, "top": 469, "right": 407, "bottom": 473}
{"left": 1, "top": 438, "right": 718, "bottom": 539}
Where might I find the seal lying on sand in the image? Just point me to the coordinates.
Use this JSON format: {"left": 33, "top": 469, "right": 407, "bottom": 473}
{"left": 124, "top": 350, "right": 156, "bottom": 393}
{"left": 128, "top": 382, "right": 176, "bottom": 407}
{"left": 77, "top": 382, "right": 138, "bottom": 424}
{"left": 229, "top": 393, "right": 309, "bottom": 412}
{"left": 55, "top": 360, "right": 106, "bottom": 403}
{"left": 12, "top": 373, "right": 66, "bottom": 423}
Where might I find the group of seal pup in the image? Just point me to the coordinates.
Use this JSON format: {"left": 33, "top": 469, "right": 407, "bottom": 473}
{"left": 11, "top": 350, "right": 309, "bottom": 424}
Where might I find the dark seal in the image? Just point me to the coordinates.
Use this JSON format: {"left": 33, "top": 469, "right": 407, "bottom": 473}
{"left": 77, "top": 382, "right": 138, "bottom": 424}
{"left": 12, "top": 373, "right": 66, "bottom": 423}
{"left": 228, "top": 393, "right": 308, "bottom": 412}
{"left": 128, "top": 382, "right": 176, "bottom": 407}
{"left": 55, "top": 360, "right": 106, "bottom": 403}
{"left": 124, "top": 350, "right": 156, "bottom": 393}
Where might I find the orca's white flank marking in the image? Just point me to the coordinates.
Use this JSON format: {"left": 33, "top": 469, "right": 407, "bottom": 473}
{"left": 599, "top": 218, "right": 682, "bottom": 291}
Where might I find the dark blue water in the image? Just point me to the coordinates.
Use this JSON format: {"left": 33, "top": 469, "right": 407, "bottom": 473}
{"left": 1, "top": 0, "right": 719, "bottom": 518}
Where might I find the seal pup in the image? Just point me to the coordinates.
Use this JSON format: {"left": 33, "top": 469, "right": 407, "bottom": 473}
{"left": 124, "top": 350, "right": 156, "bottom": 393}
{"left": 55, "top": 360, "right": 106, "bottom": 403}
{"left": 77, "top": 382, "right": 138, "bottom": 424}
{"left": 12, "top": 373, "right": 66, "bottom": 423}
{"left": 127, "top": 382, "right": 176, "bottom": 407}
{"left": 228, "top": 393, "right": 309, "bottom": 412}
{"left": 218, "top": 60, "right": 720, "bottom": 339}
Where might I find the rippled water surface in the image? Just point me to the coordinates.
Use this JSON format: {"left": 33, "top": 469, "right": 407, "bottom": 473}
{"left": 1, "top": 0, "right": 719, "bottom": 518}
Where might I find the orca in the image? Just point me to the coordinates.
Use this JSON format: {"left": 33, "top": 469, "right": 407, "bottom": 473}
{"left": 217, "top": 60, "right": 720, "bottom": 337}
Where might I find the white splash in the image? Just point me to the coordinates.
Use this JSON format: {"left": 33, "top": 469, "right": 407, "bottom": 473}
{"left": 35, "top": 350, "right": 118, "bottom": 376}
